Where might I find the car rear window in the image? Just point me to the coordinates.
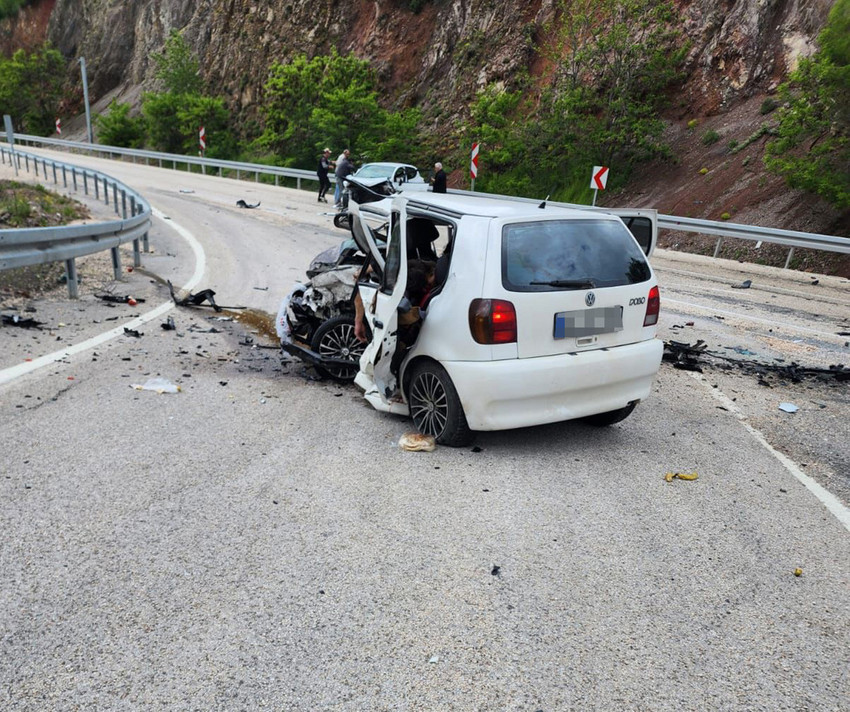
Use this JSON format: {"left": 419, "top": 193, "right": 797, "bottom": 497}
{"left": 501, "top": 218, "right": 651, "bottom": 291}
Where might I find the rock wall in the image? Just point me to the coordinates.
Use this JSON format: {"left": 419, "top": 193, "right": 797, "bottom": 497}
{"left": 25, "top": 0, "right": 830, "bottom": 120}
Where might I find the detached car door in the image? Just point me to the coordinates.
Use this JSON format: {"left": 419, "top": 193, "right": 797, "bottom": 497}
{"left": 355, "top": 197, "right": 408, "bottom": 401}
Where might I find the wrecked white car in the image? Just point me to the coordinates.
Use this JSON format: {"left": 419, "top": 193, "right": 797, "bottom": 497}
{"left": 283, "top": 188, "right": 662, "bottom": 446}
{"left": 350, "top": 162, "right": 429, "bottom": 192}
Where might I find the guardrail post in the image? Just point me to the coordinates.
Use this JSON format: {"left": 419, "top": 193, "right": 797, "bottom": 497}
{"left": 93, "top": 174, "right": 98, "bottom": 199}
{"left": 297, "top": 177, "right": 301, "bottom": 190}
{"left": 110, "top": 246, "right": 121, "bottom": 279}
{"left": 65, "top": 258, "right": 79, "bottom": 299}
{"left": 122, "top": 190, "right": 127, "bottom": 219}
{"left": 52, "top": 162, "right": 57, "bottom": 184}
{"left": 713, "top": 237, "right": 723, "bottom": 258}
{"left": 201, "top": 164, "right": 206, "bottom": 175}
{"left": 113, "top": 183, "right": 118, "bottom": 213}
{"left": 103, "top": 177, "right": 109, "bottom": 205}
{"left": 62, "top": 165, "right": 67, "bottom": 187}
{"left": 255, "top": 171, "right": 259, "bottom": 182}
{"left": 784, "top": 247, "right": 794, "bottom": 269}
{"left": 84, "top": 172, "right": 89, "bottom": 195}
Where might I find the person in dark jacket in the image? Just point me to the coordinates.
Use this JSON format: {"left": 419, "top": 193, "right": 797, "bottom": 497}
{"left": 316, "top": 148, "right": 333, "bottom": 203}
{"left": 431, "top": 162, "right": 447, "bottom": 193}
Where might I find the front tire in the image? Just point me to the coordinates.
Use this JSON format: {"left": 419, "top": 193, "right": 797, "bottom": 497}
{"left": 310, "top": 315, "right": 365, "bottom": 382}
{"left": 407, "top": 362, "right": 473, "bottom": 447}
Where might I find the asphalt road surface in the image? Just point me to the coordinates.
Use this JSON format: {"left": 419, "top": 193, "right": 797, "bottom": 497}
{"left": 1, "top": 149, "right": 848, "bottom": 711}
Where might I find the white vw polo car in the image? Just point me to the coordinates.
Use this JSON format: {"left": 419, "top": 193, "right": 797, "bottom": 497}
{"left": 348, "top": 192, "right": 662, "bottom": 446}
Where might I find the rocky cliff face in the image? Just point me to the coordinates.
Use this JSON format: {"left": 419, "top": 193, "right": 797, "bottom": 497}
{"left": 32, "top": 0, "right": 831, "bottom": 120}
{"left": 2, "top": 0, "right": 844, "bottom": 242}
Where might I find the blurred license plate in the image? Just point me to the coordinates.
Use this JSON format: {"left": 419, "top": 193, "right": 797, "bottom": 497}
{"left": 554, "top": 307, "right": 623, "bottom": 339}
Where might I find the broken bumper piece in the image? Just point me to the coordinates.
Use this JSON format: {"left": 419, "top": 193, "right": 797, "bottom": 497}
{"left": 280, "top": 339, "right": 359, "bottom": 371}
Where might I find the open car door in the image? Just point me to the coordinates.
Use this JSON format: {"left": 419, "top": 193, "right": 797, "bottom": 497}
{"left": 604, "top": 208, "right": 658, "bottom": 257}
{"left": 354, "top": 197, "right": 409, "bottom": 408}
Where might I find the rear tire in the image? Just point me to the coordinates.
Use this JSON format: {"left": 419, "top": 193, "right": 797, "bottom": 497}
{"left": 310, "top": 315, "right": 365, "bottom": 383}
{"left": 582, "top": 402, "right": 637, "bottom": 427}
{"left": 407, "top": 362, "right": 473, "bottom": 447}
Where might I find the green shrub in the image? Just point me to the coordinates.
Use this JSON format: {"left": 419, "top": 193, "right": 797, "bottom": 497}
{"left": 687, "top": 119, "right": 699, "bottom": 130}
{"left": 759, "top": 97, "right": 778, "bottom": 115}
{"left": 96, "top": 100, "right": 146, "bottom": 148}
{"left": 728, "top": 139, "right": 739, "bottom": 151}
{"left": 702, "top": 129, "right": 720, "bottom": 145}
{"left": 720, "top": 212, "right": 731, "bottom": 220}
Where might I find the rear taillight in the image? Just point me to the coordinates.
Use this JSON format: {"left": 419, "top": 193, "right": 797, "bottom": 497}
{"left": 469, "top": 299, "right": 517, "bottom": 344}
{"left": 643, "top": 285, "right": 660, "bottom": 326}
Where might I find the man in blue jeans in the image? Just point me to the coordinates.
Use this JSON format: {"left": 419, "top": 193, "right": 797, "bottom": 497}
{"left": 334, "top": 149, "right": 355, "bottom": 207}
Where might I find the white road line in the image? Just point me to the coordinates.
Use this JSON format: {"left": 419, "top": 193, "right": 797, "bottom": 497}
{"left": 689, "top": 371, "right": 850, "bottom": 533}
{"left": 0, "top": 208, "right": 205, "bottom": 387}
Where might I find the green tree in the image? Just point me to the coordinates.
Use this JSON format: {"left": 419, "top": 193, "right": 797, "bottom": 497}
{"left": 0, "top": 44, "right": 65, "bottom": 135}
{"left": 765, "top": 0, "right": 850, "bottom": 208}
{"left": 464, "top": 0, "right": 685, "bottom": 202}
{"left": 0, "top": 0, "right": 27, "bottom": 21}
{"left": 259, "top": 50, "right": 423, "bottom": 168}
{"left": 142, "top": 92, "right": 184, "bottom": 153}
{"left": 152, "top": 30, "right": 203, "bottom": 95}
{"left": 177, "top": 95, "right": 236, "bottom": 158}
{"left": 141, "top": 31, "right": 238, "bottom": 158}
{"left": 95, "top": 99, "right": 146, "bottom": 148}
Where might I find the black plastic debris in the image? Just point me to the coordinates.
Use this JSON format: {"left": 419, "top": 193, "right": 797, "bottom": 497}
{"left": 731, "top": 279, "right": 752, "bottom": 289}
{"left": 161, "top": 316, "right": 176, "bottom": 331}
{"left": 665, "top": 339, "right": 849, "bottom": 384}
{"left": 236, "top": 199, "right": 261, "bottom": 208}
{"left": 2, "top": 314, "right": 43, "bottom": 329}
{"left": 96, "top": 294, "right": 146, "bottom": 304}
{"left": 663, "top": 340, "right": 706, "bottom": 372}
{"left": 491, "top": 565, "right": 501, "bottom": 577}
{"left": 123, "top": 327, "right": 142, "bottom": 338}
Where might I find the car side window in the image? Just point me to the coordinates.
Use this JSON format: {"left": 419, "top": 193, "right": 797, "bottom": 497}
{"left": 382, "top": 212, "right": 402, "bottom": 294}
{"left": 620, "top": 216, "right": 652, "bottom": 255}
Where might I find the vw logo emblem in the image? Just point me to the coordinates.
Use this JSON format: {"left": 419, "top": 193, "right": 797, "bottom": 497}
{"left": 585, "top": 292, "right": 596, "bottom": 307}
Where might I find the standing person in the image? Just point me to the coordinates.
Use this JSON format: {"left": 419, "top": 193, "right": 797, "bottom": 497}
{"left": 316, "top": 148, "right": 333, "bottom": 203}
{"left": 431, "top": 162, "right": 447, "bottom": 193}
{"left": 334, "top": 149, "right": 355, "bottom": 207}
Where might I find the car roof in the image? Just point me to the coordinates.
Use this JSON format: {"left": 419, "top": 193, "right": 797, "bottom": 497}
{"left": 361, "top": 191, "right": 618, "bottom": 222}
{"left": 355, "top": 162, "right": 417, "bottom": 171}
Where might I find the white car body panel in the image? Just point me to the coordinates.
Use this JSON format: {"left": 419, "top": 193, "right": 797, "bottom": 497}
{"left": 352, "top": 192, "right": 663, "bottom": 433}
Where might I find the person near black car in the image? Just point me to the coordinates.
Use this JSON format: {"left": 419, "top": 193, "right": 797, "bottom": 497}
{"left": 316, "top": 148, "right": 333, "bottom": 203}
{"left": 334, "top": 149, "right": 355, "bottom": 207}
{"left": 431, "top": 162, "right": 447, "bottom": 193}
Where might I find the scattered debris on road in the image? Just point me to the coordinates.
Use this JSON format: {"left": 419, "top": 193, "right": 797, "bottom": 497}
{"left": 731, "top": 279, "right": 752, "bottom": 289}
{"left": 663, "top": 340, "right": 849, "bottom": 383}
{"left": 236, "top": 199, "right": 261, "bottom": 209}
{"left": 1, "top": 313, "right": 43, "bottom": 329}
{"left": 794, "top": 568, "right": 803, "bottom": 577}
{"left": 161, "top": 316, "right": 176, "bottom": 331}
{"left": 665, "top": 472, "right": 699, "bottom": 482}
{"left": 132, "top": 377, "right": 181, "bottom": 394}
{"left": 779, "top": 402, "right": 799, "bottom": 413}
{"left": 123, "top": 327, "right": 142, "bottom": 338}
{"left": 399, "top": 432, "right": 436, "bottom": 452}
{"left": 96, "top": 294, "right": 146, "bottom": 305}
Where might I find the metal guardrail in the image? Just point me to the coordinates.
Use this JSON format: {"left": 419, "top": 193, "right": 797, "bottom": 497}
{"left": 0, "top": 145, "right": 152, "bottom": 297}
{"left": 10, "top": 133, "right": 324, "bottom": 189}
{"left": 7, "top": 134, "right": 850, "bottom": 269}
{"left": 450, "top": 188, "right": 850, "bottom": 267}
